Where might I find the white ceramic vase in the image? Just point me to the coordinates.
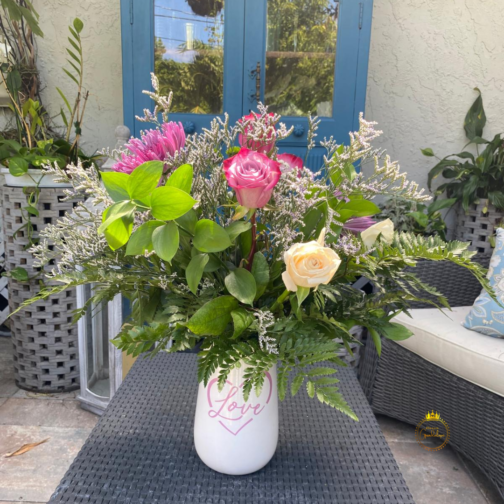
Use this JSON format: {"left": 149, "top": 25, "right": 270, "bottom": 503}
{"left": 194, "top": 362, "right": 278, "bottom": 475}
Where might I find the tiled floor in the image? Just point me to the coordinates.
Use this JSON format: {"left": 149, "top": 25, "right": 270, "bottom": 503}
{"left": 0, "top": 336, "right": 98, "bottom": 503}
{"left": 0, "top": 336, "right": 502, "bottom": 503}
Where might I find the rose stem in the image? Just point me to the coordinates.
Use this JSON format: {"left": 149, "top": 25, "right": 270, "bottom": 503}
{"left": 245, "top": 212, "right": 257, "bottom": 271}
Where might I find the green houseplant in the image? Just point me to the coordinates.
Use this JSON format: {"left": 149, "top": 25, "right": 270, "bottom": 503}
{"left": 378, "top": 196, "right": 455, "bottom": 241}
{"left": 14, "top": 77, "right": 492, "bottom": 473}
{"left": 423, "top": 89, "right": 504, "bottom": 251}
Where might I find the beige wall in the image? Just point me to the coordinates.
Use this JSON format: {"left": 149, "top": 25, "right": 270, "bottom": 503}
{"left": 34, "top": 0, "right": 123, "bottom": 154}
{"left": 365, "top": 0, "right": 504, "bottom": 193}
{"left": 31, "top": 0, "right": 504, "bottom": 184}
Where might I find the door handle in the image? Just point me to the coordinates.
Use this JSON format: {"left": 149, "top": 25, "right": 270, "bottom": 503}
{"left": 255, "top": 61, "right": 261, "bottom": 103}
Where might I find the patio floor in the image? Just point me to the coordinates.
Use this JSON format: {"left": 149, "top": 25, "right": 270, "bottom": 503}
{"left": 0, "top": 335, "right": 502, "bottom": 504}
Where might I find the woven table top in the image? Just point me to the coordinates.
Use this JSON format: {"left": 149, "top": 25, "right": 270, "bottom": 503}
{"left": 49, "top": 353, "right": 414, "bottom": 503}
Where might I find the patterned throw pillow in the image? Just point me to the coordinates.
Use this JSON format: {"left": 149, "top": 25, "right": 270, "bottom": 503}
{"left": 464, "top": 228, "right": 504, "bottom": 338}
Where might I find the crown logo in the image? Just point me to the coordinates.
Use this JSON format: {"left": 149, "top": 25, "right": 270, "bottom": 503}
{"left": 424, "top": 410, "right": 441, "bottom": 421}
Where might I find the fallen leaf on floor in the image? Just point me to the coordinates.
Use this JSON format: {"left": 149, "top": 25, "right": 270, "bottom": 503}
{"left": 4, "top": 438, "right": 49, "bottom": 458}
{"left": 27, "top": 392, "right": 54, "bottom": 398}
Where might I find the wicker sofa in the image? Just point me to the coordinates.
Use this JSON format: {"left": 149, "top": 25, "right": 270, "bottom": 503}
{"left": 359, "top": 253, "right": 504, "bottom": 499}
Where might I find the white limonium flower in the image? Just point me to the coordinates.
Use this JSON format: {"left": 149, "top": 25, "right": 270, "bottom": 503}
{"left": 281, "top": 228, "right": 342, "bottom": 292}
{"left": 361, "top": 219, "right": 394, "bottom": 249}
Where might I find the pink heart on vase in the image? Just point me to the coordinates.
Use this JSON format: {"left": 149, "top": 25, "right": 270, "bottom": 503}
{"left": 206, "top": 372, "right": 273, "bottom": 436}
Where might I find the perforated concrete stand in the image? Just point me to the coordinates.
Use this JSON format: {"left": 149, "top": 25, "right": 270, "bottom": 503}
{"left": 456, "top": 201, "right": 504, "bottom": 253}
{"left": 49, "top": 353, "right": 415, "bottom": 503}
{"left": 3, "top": 186, "right": 80, "bottom": 392}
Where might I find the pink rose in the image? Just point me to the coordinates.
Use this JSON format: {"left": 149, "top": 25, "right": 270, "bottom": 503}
{"left": 223, "top": 148, "right": 281, "bottom": 208}
{"left": 238, "top": 112, "right": 276, "bottom": 154}
{"left": 278, "top": 153, "right": 303, "bottom": 176}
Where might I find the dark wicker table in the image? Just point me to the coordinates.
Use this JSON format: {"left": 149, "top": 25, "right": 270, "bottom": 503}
{"left": 49, "top": 353, "right": 414, "bottom": 503}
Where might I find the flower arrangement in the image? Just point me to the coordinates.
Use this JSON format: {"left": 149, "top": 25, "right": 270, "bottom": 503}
{"left": 22, "top": 75, "right": 491, "bottom": 420}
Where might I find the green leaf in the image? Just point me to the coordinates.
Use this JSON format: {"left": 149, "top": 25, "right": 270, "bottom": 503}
{"left": 186, "top": 296, "right": 239, "bottom": 336}
{"left": 380, "top": 322, "right": 413, "bottom": 341}
{"left": 340, "top": 199, "right": 381, "bottom": 218}
{"left": 306, "top": 367, "right": 338, "bottom": 377}
{"left": 368, "top": 328, "right": 382, "bottom": 357}
{"left": 186, "top": 253, "right": 209, "bottom": 294}
{"left": 73, "top": 17, "right": 84, "bottom": 33}
{"left": 291, "top": 375, "right": 305, "bottom": 396}
{"left": 152, "top": 222, "right": 179, "bottom": 263}
{"left": 8, "top": 157, "right": 29, "bottom": 176}
{"left": 68, "top": 26, "right": 80, "bottom": 41}
{"left": 125, "top": 221, "right": 164, "bottom": 256}
{"left": 63, "top": 68, "right": 79, "bottom": 86}
{"left": 224, "top": 268, "right": 257, "bottom": 305}
{"left": 296, "top": 286, "right": 310, "bottom": 307}
{"left": 421, "top": 148, "right": 435, "bottom": 157}
{"left": 66, "top": 48, "right": 81, "bottom": 65}
{"left": 6, "top": 68, "right": 21, "bottom": 96}
{"left": 150, "top": 186, "right": 196, "bottom": 221}
{"left": 101, "top": 171, "right": 130, "bottom": 202}
{"left": 406, "top": 211, "right": 428, "bottom": 228}
{"left": 127, "top": 161, "right": 164, "bottom": 204}
{"left": 176, "top": 209, "right": 198, "bottom": 235}
{"left": 427, "top": 198, "right": 457, "bottom": 214}
{"left": 251, "top": 252, "right": 269, "bottom": 299}
{"left": 193, "top": 219, "right": 232, "bottom": 252}
{"left": 343, "top": 162, "right": 357, "bottom": 181}
{"left": 68, "top": 37, "right": 81, "bottom": 55}
{"left": 226, "top": 221, "right": 252, "bottom": 241}
{"left": 165, "top": 164, "right": 193, "bottom": 194}
{"left": 489, "top": 191, "right": 504, "bottom": 210}
{"left": 56, "top": 87, "right": 72, "bottom": 115}
{"left": 10, "top": 267, "right": 28, "bottom": 281}
{"left": 306, "top": 381, "right": 315, "bottom": 398}
{"left": 25, "top": 206, "right": 39, "bottom": 217}
{"left": 98, "top": 200, "right": 135, "bottom": 234}
{"left": 230, "top": 307, "right": 255, "bottom": 338}
{"left": 464, "top": 87, "right": 486, "bottom": 141}
{"left": 103, "top": 214, "right": 134, "bottom": 250}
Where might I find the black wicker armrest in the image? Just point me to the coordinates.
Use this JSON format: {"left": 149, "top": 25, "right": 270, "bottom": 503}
{"left": 405, "top": 253, "right": 492, "bottom": 308}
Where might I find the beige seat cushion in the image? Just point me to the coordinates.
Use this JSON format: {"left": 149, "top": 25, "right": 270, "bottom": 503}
{"left": 393, "top": 307, "right": 504, "bottom": 398}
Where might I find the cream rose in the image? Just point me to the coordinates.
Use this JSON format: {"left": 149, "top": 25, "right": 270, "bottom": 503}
{"left": 361, "top": 218, "right": 394, "bottom": 249}
{"left": 281, "top": 231, "right": 341, "bottom": 291}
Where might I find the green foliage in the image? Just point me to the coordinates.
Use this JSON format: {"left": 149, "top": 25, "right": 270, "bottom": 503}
{"left": 425, "top": 89, "right": 504, "bottom": 211}
{"left": 225, "top": 268, "right": 257, "bottom": 305}
{"left": 193, "top": 219, "right": 231, "bottom": 252}
{"left": 186, "top": 296, "right": 239, "bottom": 336}
{"left": 378, "top": 196, "right": 453, "bottom": 240}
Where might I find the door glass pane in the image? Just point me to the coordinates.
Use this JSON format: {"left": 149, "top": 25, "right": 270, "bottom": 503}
{"left": 154, "top": 0, "right": 225, "bottom": 114}
{"left": 265, "top": 0, "right": 338, "bottom": 117}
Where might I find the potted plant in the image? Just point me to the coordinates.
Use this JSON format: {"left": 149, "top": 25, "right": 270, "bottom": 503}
{"left": 15, "top": 76, "right": 491, "bottom": 474}
{"left": 377, "top": 196, "right": 455, "bottom": 241}
{"left": 0, "top": 4, "right": 99, "bottom": 393}
{"left": 423, "top": 88, "right": 504, "bottom": 252}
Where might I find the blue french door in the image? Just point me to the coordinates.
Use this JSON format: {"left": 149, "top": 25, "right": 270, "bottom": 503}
{"left": 121, "top": 0, "right": 373, "bottom": 165}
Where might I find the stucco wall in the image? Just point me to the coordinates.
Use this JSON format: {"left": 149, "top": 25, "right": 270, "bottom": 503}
{"left": 365, "top": 0, "right": 504, "bottom": 193}
{"left": 34, "top": 0, "right": 123, "bottom": 155}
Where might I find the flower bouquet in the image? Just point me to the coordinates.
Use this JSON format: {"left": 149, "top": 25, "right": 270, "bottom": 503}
{"left": 22, "top": 75, "right": 490, "bottom": 475}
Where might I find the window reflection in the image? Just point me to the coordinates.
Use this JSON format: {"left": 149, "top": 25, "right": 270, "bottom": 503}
{"left": 265, "top": 0, "right": 339, "bottom": 117}
{"left": 154, "top": 0, "right": 225, "bottom": 114}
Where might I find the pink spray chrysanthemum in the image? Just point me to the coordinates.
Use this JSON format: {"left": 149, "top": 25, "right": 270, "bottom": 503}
{"left": 112, "top": 122, "right": 186, "bottom": 174}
